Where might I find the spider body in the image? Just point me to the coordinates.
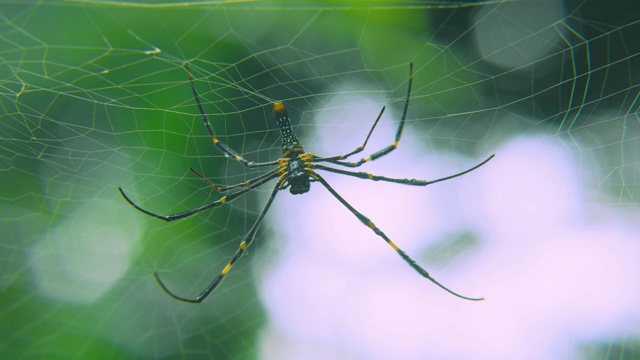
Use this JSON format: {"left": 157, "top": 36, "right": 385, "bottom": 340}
{"left": 282, "top": 153, "right": 312, "bottom": 195}
{"left": 275, "top": 102, "right": 313, "bottom": 195}
{"left": 119, "top": 63, "right": 494, "bottom": 304}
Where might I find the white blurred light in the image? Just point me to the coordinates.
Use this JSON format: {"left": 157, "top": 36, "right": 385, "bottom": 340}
{"left": 473, "top": 0, "right": 566, "bottom": 70}
{"left": 30, "top": 200, "right": 143, "bottom": 305}
{"left": 258, "top": 99, "right": 640, "bottom": 358}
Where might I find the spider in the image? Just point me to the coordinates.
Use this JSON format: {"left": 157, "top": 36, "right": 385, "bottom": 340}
{"left": 118, "top": 63, "right": 494, "bottom": 304}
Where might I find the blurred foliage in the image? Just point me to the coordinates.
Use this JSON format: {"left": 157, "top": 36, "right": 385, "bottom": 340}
{"left": 0, "top": 1, "right": 437, "bottom": 358}
{"left": 2, "top": 0, "right": 639, "bottom": 359}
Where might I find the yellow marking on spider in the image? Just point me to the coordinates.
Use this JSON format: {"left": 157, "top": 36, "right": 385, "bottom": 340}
{"left": 387, "top": 240, "right": 400, "bottom": 251}
{"left": 393, "top": 141, "right": 399, "bottom": 148}
{"left": 239, "top": 241, "right": 247, "bottom": 250}
{"left": 235, "top": 155, "right": 243, "bottom": 162}
{"left": 221, "top": 263, "right": 233, "bottom": 275}
{"left": 365, "top": 157, "right": 372, "bottom": 163}
{"left": 308, "top": 169, "right": 319, "bottom": 176}
{"left": 220, "top": 196, "right": 227, "bottom": 204}
{"left": 212, "top": 137, "right": 220, "bottom": 145}
{"left": 366, "top": 220, "right": 376, "bottom": 229}
{"left": 367, "top": 173, "right": 373, "bottom": 179}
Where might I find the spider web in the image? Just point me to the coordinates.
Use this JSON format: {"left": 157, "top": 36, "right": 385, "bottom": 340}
{"left": 1, "top": 1, "right": 639, "bottom": 359}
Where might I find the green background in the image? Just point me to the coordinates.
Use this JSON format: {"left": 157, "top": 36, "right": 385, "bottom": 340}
{"left": 1, "top": 1, "right": 639, "bottom": 359}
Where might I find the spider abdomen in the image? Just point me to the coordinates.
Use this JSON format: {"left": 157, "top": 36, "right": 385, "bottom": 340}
{"left": 274, "top": 102, "right": 299, "bottom": 149}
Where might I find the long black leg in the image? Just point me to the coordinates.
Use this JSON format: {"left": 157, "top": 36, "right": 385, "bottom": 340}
{"left": 315, "top": 63, "right": 413, "bottom": 168}
{"left": 311, "top": 171, "right": 483, "bottom": 301}
{"left": 185, "top": 63, "right": 280, "bottom": 168}
{"left": 314, "top": 154, "right": 494, "bottom": 186}
{"left": 118, "top": 169, "right": 280, "bottom": 222}
{"left": 190, "top": 167, "right": 281, "bottom": 193}
{"left": 154, "top": 181, "right": 282, "bottom": 303}
{"left": 312, "top": 106, "right": 386, "bottom": 162}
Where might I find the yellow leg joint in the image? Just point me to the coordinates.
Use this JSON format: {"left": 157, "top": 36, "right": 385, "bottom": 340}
{"left": 221, "top": 263, "right": 233, "bottom": 275}
{"left": 387, "top": 240, "right": 400, "bottom": 251}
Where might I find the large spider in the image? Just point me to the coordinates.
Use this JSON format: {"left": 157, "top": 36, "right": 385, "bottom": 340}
{"left": 118, "top": 63, "right": 494, "bottom": 304}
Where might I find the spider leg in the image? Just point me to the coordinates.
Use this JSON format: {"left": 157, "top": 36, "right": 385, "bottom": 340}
{"left": 314, "top": 154, "right": 494, "bottom": 186}
{"left": 312, "top": 106, "right": 385, "bottom": 162}
{"left": 118, "top": 169, "right": 280, "bottom": 222}
{"left": 190, "top": 167, "right": 280, "bottom": 193}
{"left": 154, "top": 180, "right": 282, "bottom": 303}
{"left": 315, "top": 63, "right": 413, "bottom": 168}
{"left": 311, "top": 171, "right": 483, "bottom": 301}
{"left": 185, "top": 63, "right": 280, "bottom": 168}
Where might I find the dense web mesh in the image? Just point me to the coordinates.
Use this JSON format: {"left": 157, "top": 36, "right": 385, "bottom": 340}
{"left": 1, "top": 1, "right": 639, "bottom": 359}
